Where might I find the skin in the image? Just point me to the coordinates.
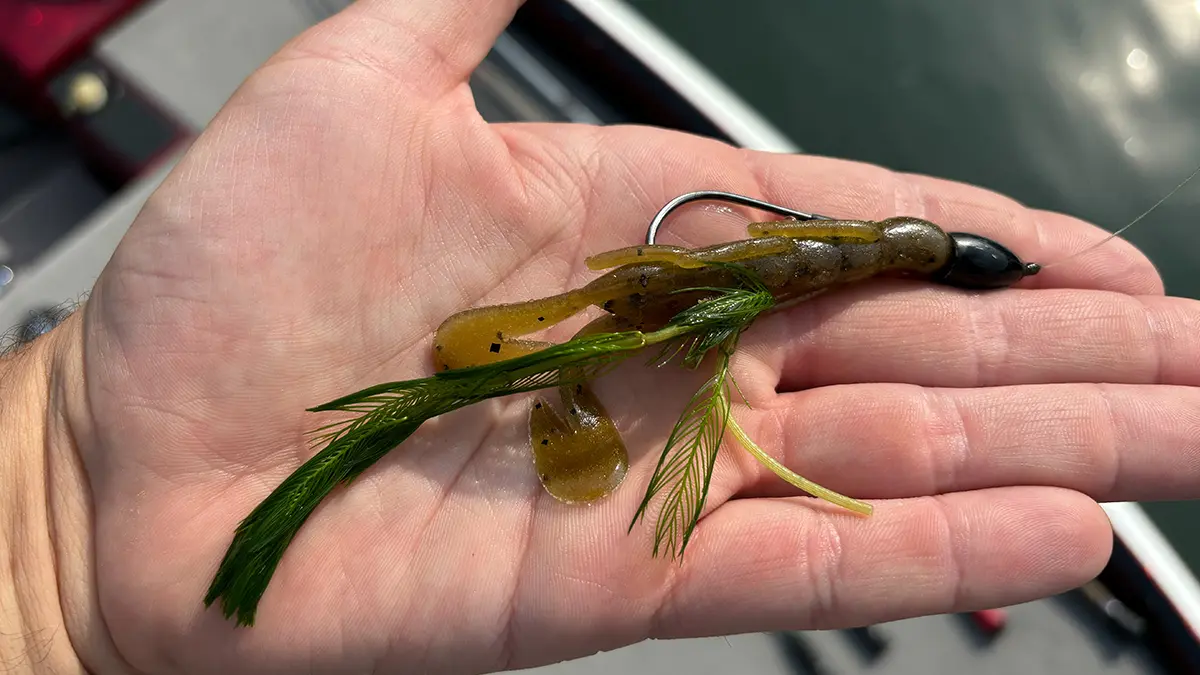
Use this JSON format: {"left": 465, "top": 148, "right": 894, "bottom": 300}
{"left": 4, "top": 0, "right": 1200, "bottom": 674}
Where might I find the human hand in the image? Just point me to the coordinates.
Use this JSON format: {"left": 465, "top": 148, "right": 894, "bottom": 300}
{"left": 19, "top": 1, "right": 1200, "bottom": 673}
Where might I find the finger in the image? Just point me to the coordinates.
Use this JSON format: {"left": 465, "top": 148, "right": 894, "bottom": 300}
{"left": 650, "top": 487, "right": 1111, "bottom": 637}
{"left": 748, "top": 289, "right": 1200, "bottom": 391}
{"left": 726, "top": 381, "right": 1200, "bottom": 503}
{"left": 285, "top": 0, "right": 525, "bottom": 98}
{"left": 491, "top": 124, "right": 1162, "bottom": 297}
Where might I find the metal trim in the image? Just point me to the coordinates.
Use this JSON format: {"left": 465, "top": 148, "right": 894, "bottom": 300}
{"left": 1104, "top": 502, "right": 1200, "bottom": 639}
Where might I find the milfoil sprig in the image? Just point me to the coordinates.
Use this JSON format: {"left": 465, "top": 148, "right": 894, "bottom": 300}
{"left": 630, "top": 269, "right": 872, "bottom": 560}
{"left": 204, "top": 267, "right": 870, "bottom": 627}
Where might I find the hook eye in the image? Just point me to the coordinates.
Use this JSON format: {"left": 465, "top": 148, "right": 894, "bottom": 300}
{"left": 646, "top": 191, "right": 831, "bottom": 245}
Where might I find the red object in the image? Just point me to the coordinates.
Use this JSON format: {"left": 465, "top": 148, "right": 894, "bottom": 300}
{"left": 970, "top": 609, "right": 1009, "bottom": 635}
{"left": 0, "top": 0, "right": 184, "bottom": 188}
{"left": 0, "top": 0, "right": 146, "bottom": 84}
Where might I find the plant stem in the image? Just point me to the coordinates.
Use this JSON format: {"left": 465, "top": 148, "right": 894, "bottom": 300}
{"left": 727, "top": 415, "right": 873, "bottom": 516}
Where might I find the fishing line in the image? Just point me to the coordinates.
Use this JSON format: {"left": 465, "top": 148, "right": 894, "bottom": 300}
{"left": 1040, "top": 161, "right": 1200, "bottom": 271}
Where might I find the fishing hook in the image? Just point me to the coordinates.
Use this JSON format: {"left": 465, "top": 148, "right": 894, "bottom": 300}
{"left": 646, "top": 191, "right": 832, "bottom": 245}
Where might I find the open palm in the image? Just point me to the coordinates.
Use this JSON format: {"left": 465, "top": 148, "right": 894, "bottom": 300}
{"left": 57, "top": 1, "right": 1200, "bottom": 674}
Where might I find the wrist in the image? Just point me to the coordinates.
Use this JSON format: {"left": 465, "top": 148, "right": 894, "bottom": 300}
{"left": 0, "top": 312, "right": 89, "bottom": 673}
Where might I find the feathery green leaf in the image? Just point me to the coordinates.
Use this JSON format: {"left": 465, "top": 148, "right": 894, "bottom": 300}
{"left": 204, "top": 266, "right": 777, "bottom": 626}
{"left": 628, "top": 339, "right": 735, "bottom": 558}
{"left": 627, "top": 267, "right": 776, "bottom": 558}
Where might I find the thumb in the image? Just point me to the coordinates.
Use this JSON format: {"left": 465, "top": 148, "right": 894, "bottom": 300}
{"left": 284, "top": 0, "right": 526, "bottom": 100}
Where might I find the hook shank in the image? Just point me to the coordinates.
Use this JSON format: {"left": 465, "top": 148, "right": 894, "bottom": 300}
{"left": 646, "top": 191, "right": 831, "bottom": 245}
